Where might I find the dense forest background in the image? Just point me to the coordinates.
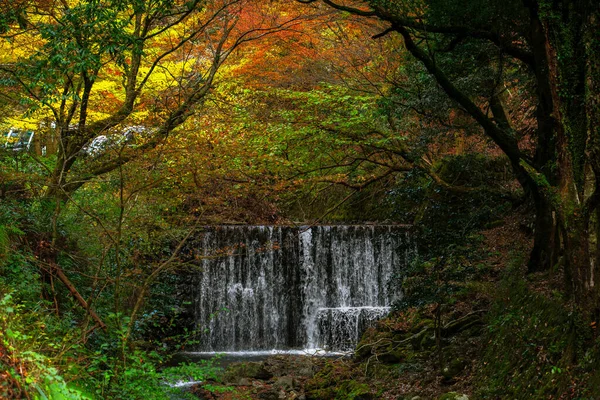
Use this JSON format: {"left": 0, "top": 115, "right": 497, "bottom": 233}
{"left": 1, "top": 0, "right": 599, "bottom": 398}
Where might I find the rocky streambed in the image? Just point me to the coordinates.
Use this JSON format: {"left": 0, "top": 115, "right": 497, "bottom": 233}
{"left": 188, "top": 355, "right": 332, "bottom": 400}
{"left": 181, "top": 307, "right": 481, "bottom": 400}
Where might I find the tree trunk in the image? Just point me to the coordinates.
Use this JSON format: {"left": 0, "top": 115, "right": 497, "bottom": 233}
{"left": 529, "top": 197, "right": 558, "bottom": 273}
{"left": 562, "top": 215, "right": 595, "bottom": 308}
{"left": 595, "top": 208, "right": 600, "bottom": 324}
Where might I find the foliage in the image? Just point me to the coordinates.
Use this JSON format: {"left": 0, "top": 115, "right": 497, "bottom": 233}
{"left": 315, "top": 0, "right": 600, "bottom": 307}
{"left": 88, "top": 351, "right": 223, "bottom": 399}
{"left": 0, "top": 282, "right": 223, "bottom": 399}
{"left": 476, "top": 260, "right": 600, "bottom": 399}
{"left": 391, "top": 154, "right": 512, "bottom": 311}
{"left": 0, "top": 152, "right": 223, "bottom": 399}
{"left": 0, "top": 0, "right": 598, "bottom": 399}
{"left": 0, "top": 292, "right": 92, "bottom": 399}
{"left": 0, "top": 0, "right": 315, "bottom": 204}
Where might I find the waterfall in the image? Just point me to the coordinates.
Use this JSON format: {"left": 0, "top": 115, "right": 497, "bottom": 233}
{"left": 189, "top": 225, "right": 412, "bottom": 352}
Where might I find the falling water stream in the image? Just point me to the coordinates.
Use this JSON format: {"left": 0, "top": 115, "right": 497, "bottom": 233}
{"left": 186, "top": 225, "right": 413, "bottom": 355}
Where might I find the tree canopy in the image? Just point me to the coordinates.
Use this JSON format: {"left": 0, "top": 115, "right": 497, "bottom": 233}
{"left": 296, "top": 0, "right": 600, "bottom": 308}
{"left": 1, "top": 0, "right": 600, "bottom": 398}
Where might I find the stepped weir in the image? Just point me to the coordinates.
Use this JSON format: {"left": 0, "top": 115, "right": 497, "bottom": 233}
{"left": 188, "top": 225, "right": 413, "bottom": 352}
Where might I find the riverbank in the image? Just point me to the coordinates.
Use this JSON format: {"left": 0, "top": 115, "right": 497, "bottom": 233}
{"left": 179, "top": 214, "right": 600, "bottom": 400}
{"left": 181, "top": 297, "right": 483, "bottom": 400}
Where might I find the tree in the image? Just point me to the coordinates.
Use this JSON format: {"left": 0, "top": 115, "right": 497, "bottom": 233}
{"left": 0, "top": 0, "right": 314, "bottom": 331}
{"left": 297, "top": 0, "right": 600, "bottom": 310}
{"left": 146, "top": 11, "right": 404, "bottom": 223}
{"left": 0, "top": 0, "right": 307, "bottom": 200}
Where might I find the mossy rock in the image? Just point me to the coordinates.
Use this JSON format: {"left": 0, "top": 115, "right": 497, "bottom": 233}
{"left": 273, "top": 375, "right": 296, "bottom": 391}
{"left": 222, "top": 361, "right": 272, "bottom": 383}
{"left": 307, "top": 379, "right": 372, "bottom": 400}
{"left": 441, "top": 358, "right": 468, "bottom": 383}
{"left": 305, "top": 387, "right": 337, "bottom": 400}
{"left": 365, "top": 362, "right": 396, "bottom": 379}
{"left": 356, "top": 331, "right": 393, "bottom": 360}
{"left": 411, "top": 318, "right": 434, "bottom": 333}
{"left": 337, "top": 380, "right": 373, "bottom": 400}
{"left": 419, "top": 333, "right": 436, "bottom": 350}
{"left": 355, "top": 341, "right": 374, "bottom": 360}
{"left": 443, "top": 314, "right": 483, "bottom": 337}
{"left": 463, "top": 324, "right": 483, "bottom": 337}
{"left": 378, "top": 347, "right": 405, "bottom": 364}
{"left": 257, "top": 387, "right": 281, "bottom": 400}
{"left": 305, "top": 362, "right": 347, "bottom": 392}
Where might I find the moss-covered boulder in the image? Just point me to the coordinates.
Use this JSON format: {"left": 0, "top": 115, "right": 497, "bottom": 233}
{"left": 377, "top": 345, "right": 405, "bottom": 364}
{"left": 419, "top": 332, "right": 436, "bottom": 350}
{"left": 222, "top": 361, "right": 272, "bottom": 384}
{"left": 441, "top": 358, "right": 468, "bottom": 382}
{"left": 355, "top": 331, "right": 394, "bottom": 361}
{"left": 305, "top": 361, "right": 371, "bottom": 399}
{"left": 337, "top": 380, "right": 373, "bottom": 400}
{"left": 305, "top": 387, "right": 337, "bottom": 400}
{"left": 273, "top": 375, "right": 296, "bottom": 391}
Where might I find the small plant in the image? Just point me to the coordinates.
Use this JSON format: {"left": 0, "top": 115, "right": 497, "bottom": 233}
{"left": 0, "top": 292, "right": 91, "bottom": 399}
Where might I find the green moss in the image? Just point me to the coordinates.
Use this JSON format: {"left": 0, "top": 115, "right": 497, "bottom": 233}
{"left": 306, "top": 388, "right": 337, "bottom": 399}
{"left": 305, "top": 362, "right": 375, "bottom": 400}
{"left": 411, "top": 318, "right": 434, "bottom": 333}
{"left": 441, "top": 358, "right": 468, "bottom": 382}
{"left": 222, "top": 361, "right": 272, "bottom": 382}
{"left": 336, "top": 380, "right": 373, "bottom": 400}
{"left": 365, "top": 363, "right": 400, "bottom": 379}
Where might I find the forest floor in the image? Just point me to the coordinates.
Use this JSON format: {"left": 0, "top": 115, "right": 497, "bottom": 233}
{"left": 186, "top": 215, "right": 532, "bottom": 400}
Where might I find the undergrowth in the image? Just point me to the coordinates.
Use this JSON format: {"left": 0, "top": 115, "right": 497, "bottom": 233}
{"left": 476, "top": 260, "right": 600, "bottom": 399}
{"left": 0, "top": 230, "right": 224, "bottom": 399}
{"left": 0, "top": 286, "right": 225, "bottom": 399}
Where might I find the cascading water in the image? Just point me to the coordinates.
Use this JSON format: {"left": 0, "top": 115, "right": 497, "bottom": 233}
{"left": 189, "top": 225, "right": 413, "bottom": 353}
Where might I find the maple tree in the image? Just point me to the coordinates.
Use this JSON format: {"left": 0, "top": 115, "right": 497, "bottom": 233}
{"left": 0, "top": 0, "right": 311, "bottom": 200}
{"left": 134, "top": 8, "right": 394, "bottom": 222}
{"left": 0, "top": 0, "right": 321, "bottom": 343}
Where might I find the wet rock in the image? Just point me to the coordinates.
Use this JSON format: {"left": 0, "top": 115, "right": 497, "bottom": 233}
{"left": 223, "top": 361, "right": 273, "bottom": 384}
{"left": 274, "top": 376, "right": 296, "bottom": 391}
{"left": 190, "top": 387, "right": 216, "bottom": 400}
{"left": 258, "top": 387, "right": 280, "bottom": 400}
{"left": 238, "top": 377, "right": 252, "bottom": 386}
{"left": 265, "top": 355, "right": 318, "bottom": 378}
